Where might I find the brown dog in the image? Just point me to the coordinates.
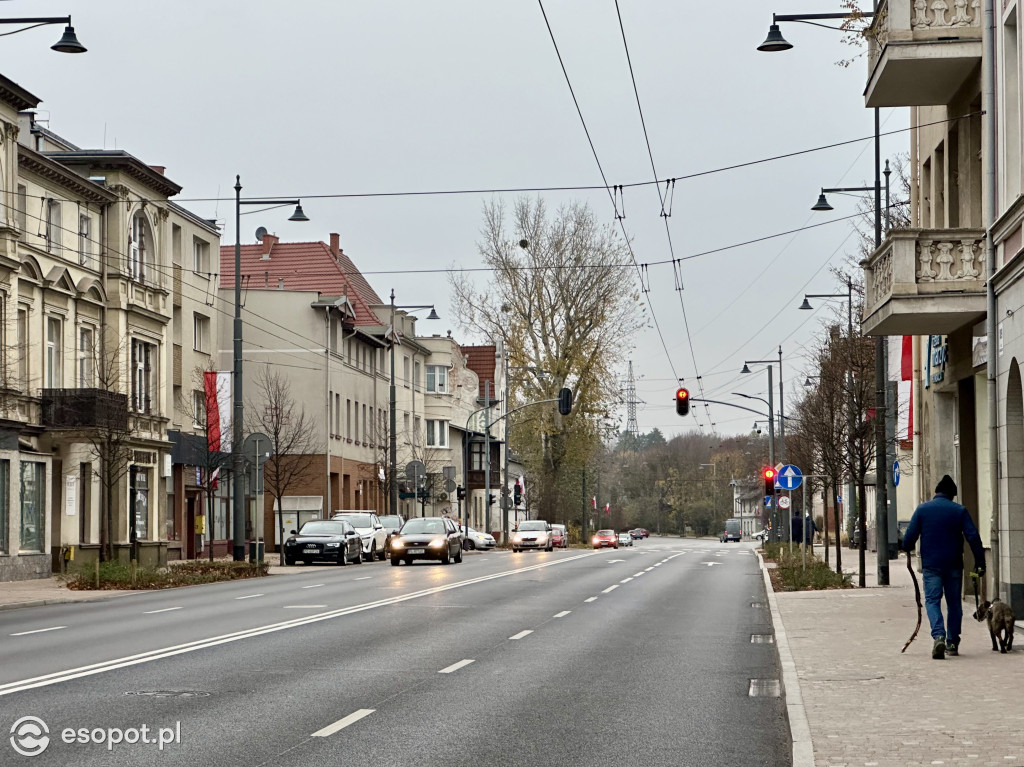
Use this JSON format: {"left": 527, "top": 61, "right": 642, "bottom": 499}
{"left": 972, "top": 599, "right": 1015, "bottom": 653}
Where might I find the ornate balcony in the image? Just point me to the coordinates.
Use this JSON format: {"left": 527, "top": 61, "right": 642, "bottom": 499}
{"left": 861, "top": 228, "right": 986, "bottom": 336}
{"left": 41, "top": 388, "right": 129, "bottom": 431}
{"left": 865, "top": 0, "right": 983, "bottom": 108}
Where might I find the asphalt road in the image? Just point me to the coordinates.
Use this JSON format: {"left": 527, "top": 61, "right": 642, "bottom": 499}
{"left": 1, "top": 537, "right": 789, "bottom": 766}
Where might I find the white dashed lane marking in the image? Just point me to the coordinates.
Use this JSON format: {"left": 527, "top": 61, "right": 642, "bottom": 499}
{"left": 509, "top": 630, "right": 533, "bottom": 640}
{"left": 554, "top": 611, "right": 571, "bottom": 618}
{"left": 143, "top": 607, "right": 182, "bottom": 614}
{"left": 438, "top": 659, "right": 475, "bottom": 674}
{"left": 602, "top": 585, "right": 619, "bottom": 594}
{"left": 10, "top": 626, "right": 66, "bottom": 636}
{"left": 235, "top": 594, "right": 263, "bottom": 600}
{"left": 584, "top": 597, "right": 598, "bottom": 603}
{"left": 311, "top": 709, "right": 375, "bottom": 737}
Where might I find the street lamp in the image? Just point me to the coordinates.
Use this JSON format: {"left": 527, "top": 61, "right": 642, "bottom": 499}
{"left": 760, "top": 4, "right": 891, "bottom": 586}
{"left": 232, "top": 176, "right": 309, "bottom": 561}
{"left": 0, "top": 16, "right": 86, "bottom": 52}
{"left": 387, "top": 290, "right": 439, "bottom": 520}
{"left": 741, "top": 346, "right": 786, "bottom": 462}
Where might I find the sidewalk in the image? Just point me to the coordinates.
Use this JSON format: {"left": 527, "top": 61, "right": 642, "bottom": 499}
{"left": 766, "top": 547, "right": 1024, "bottom": 767}
{"left": 0, "top": 577, "right": 136, "bottom": 611}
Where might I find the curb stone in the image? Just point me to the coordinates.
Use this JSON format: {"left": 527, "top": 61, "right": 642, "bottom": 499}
{"left": 756, "top": 550, "right": 815, "bottom": 767}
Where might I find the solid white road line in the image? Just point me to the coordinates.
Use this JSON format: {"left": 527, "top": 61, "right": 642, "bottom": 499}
{"left": 0, "top": 550, "right": 598, "bottom": 698}
{"left": 311, "top": 709, "right": 375, "bottom": 737}
{"left": 438, "top": 659, "right": 475, "bottom": 674}
{"left": 509, "top": 630, "right": 533, "bottom": 640}
{"left": 301, "top": 584, "right": 324, "bottom": 589}
{"left": 283, "top": 605, "right": 327, "bottom": 609}
{"left": 553, "top": 610, "right": 571, "bottom": 618}
{"left": 584, "top": 597, "right": 598, "bottom": 603}
{"left": 143, "top": 607, "right": 182, "bottom": 614}
{"left": 10, "top": 626, "right": 66, "bottom": 636}
{"left": 602, "top": 585, "right": 619, "bottom": 593}
{"left": 235, "top": 594, "right": 264, "bottom": 600}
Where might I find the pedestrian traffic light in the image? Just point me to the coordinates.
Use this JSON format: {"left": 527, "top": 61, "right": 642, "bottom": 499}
{"left": 675, "top": 387, "right": 690, "bottom": 416}
{"left": 488, "top": 493, "right": 496, "bottom": 507}
{"left": 763, "top": 467, "right": 777, "bottom": 497}
{"left": 513, "top": 482, "right": 522, "bottom": 506}
{"left": 457, "top": 486, "right": 466, "bottom": 501}
{"left": 558, "top": 387, "right": 573, "bottom": 415}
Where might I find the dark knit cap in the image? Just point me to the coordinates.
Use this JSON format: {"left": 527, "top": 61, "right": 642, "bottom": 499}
{"left": 935, "top": 475, "right": 957, "bottom": 498}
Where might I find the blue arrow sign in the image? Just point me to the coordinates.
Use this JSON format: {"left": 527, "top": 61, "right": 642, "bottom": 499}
{"left": 776, "top": 464, "right": 803, "bottom": 491}
{"left": 764, "top": 495, "right": 773, "bottom": 507}
{"left": 893, "top": 460, "right": 900, "bottom": 487}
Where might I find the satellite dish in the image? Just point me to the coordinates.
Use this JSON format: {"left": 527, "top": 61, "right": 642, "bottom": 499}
{"left": 255, "top": 226, "right": 268, "bottom": 243}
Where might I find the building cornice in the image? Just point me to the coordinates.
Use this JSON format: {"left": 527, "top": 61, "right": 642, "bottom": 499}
{"left": 44, "top": 150, "right": 182, "bottom": 198}
{"left": 18, "top": 146, "right": 118, "bottom": 204}
{"left": 0, "top": 75, "right": 40, "bottom": 112}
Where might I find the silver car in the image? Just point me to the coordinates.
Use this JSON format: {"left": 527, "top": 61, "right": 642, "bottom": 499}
{"left": 618, "top": 532, "right": 633, "bottom": 547}
{"left": 512, "top": 520, "right": 553, "bottom": 552}
{"left": 461, "top": 526, "right": 496, "bottom": 550}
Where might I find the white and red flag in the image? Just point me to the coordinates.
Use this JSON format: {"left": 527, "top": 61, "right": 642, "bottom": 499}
{"left": 203, "top": 371, "right": 232, "bottom": 489}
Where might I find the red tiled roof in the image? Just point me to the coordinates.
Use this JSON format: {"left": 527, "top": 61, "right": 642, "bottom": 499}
{"left": 461, "top": 345, "right": 497, "bottom": 398}
{"left": 219, "top": 238, "right": 383, "bottom": 326}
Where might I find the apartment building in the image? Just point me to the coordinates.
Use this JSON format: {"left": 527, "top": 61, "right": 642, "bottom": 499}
{"left": 860, "top": 1, "right": 1024, "bottom": 612}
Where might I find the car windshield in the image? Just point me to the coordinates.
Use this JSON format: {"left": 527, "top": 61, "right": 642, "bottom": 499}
{"left": 597, "top": 530, "right": 614, "bottom": 536}
{"left": 378, "top": 516, "right": 403, "bottom": 529}
{"left": 336, "top": 514, "right": 373, "bottom": 529}
{"left": 298, "top": 521, "right": 347, "bottom": 536}
{"left": 401, "top": 518, "right": 446, "bottom": 535}
{"left": 518, "top": 521, "right": 547, "bottom": 531}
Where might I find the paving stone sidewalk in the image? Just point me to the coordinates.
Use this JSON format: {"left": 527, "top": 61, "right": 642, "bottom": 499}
{"left": 769, "top": 548, "right": 1024, "bottom": 767}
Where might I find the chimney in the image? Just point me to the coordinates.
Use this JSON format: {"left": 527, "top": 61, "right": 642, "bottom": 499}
{"left": 149, "top": 165, "right": 166, "bottom": 176}
{"left": 329, "top": 232, "right": 340, "bottom": 258}
{"left": 261, "top": 233, "right": 279, "bottom": 260}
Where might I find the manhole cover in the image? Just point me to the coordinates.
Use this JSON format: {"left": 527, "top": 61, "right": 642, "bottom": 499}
{"left": 124, "top": 691, "right": 211, "bottom": 698}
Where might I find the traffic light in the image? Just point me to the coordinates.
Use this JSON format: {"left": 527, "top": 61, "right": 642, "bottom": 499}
{"left": 763, "top": 467, "right": 777, "bottom": 497}
{"left": 488, "top": 493, "right": 496, "bottom": 507}
{"left": 513, "top": 482, "right": 522, "bottom": 506}
{"left": 456, "top": 486, "right": 466, "bottom": 501}
{"left": 558, "top": 387, "right": 573, "bottom": 415}
{"left": 675, "top": 387, "right": 690, "bottom": 416}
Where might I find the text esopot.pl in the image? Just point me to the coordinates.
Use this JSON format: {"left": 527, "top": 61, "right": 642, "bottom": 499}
{"left": 9, "top": 716, "right": 182, "bottom": 757}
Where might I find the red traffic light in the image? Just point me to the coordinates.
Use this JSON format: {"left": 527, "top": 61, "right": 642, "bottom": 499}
{"left": 762, "top": 467, "right": 776, "bottom": 481}
{"left": 675, "top": 387, "right": 690, "bottom": 416}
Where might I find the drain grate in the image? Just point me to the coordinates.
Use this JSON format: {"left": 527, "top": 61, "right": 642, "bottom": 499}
{"left": 124, "top": 691, "right": 211, "bottom": 698}
{"left": 748, "top": 679, "right": 781, "bottom": 697}
{"left": 750, "top": 634, "right": 775, "bottom": 644}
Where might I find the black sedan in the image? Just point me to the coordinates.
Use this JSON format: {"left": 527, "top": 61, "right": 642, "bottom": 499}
{"left": 389, "top": 517, "right": 463, "bottom": 566}
{"left": 283, "top": 520, "right": 363, "bottom": 566}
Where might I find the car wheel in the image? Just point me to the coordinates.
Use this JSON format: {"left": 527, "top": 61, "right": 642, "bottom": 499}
{"left": 465, "top": 539, "right": 475, "bottom": 551}
{"left": 376, "top": 545, "right": 387, "bottom": 561}
{"left": 363, "top": 544, "right": 375, "bottom": 563}
{"left": 454, "top": 545, "right": 463, "bottom": 563}
{"left": 354, "top": 547, "right": 364, "bottom": 563}
{"left": 284, "top": 555, "right": 295, "bottom": 566}
{"left": 338, "top": 550, "right": 347, "bottom": 566}
{"left": 441, "top": 548, "right": 451, "bottom": 565}
{"left": 513, "top": 548, "right": 519, "bottom": 553}
{"left": 546, "top": 544, "right": 553, "bottom": 552}
{"left": 404, "top": 558, "right": 412, "bottom": 566}
{"left": 390, "top": 556, "right": 400, "bottom": 566}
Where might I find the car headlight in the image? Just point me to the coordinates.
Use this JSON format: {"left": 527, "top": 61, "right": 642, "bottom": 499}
{"left": 325, "top": 542, "right": 340, "bottom": 548}
{"left": 429, "top": 538, "right": 445, "bottom": 549}
{"left": 286, "top": 538, "right": 296, "bottom": 545}
{"left": 391, "top": 539, "right": 405, "bottom": 549}
{"left": 514, "top": 534, "right": 523, "bottom": 543}
{"left": 592, "top": 537, "right": 598, "bottom": 543}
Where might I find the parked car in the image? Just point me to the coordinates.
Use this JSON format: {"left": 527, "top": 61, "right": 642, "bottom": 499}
{"left": 618, "top": 532, "right": 633, "bottom": 547}
{"left": 378, "top": 514, "right": 405, "bottom": 555}
{"left": 389, "top": 516, "right": 463, "bottom": 565}
{"left": 753, "top": 528, "right": 770, "bottom": 542}
{"left": 512, "top": 520, "right": 554, "bottom": 552}
{"left": 461, "top": 526, "right": 496, "bottom": 550}
{"left": 283, "top": 520, "right": 363, "bottom": 566}
{"left": 331, "top": 512, "right": 388, "bottom": 561}
{"left": 550, "top": 524, "right": 569, "bottom": 548}
{"left": 592, "top": 529, "right": 618, "bottom": 549}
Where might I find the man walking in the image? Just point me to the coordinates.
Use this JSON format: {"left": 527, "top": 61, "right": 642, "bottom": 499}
{"left": 901, "top": 475, "right": 986, "bottom": 659}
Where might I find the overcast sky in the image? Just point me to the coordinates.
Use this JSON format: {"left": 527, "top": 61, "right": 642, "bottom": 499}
{"left": 5, "top": 0, "right": 907, "bottom": 440}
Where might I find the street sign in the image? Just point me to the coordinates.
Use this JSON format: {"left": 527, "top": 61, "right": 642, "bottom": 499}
{"left": 764, "top": 495, "right": 773, "bottom": 507}
{"left": 444, "top": 478, "right": 457, "bottom": 493}
{"left": 776, "top": 464, "right": 803, "bottom": 491}
{"left": 443, "top": 465, "right": 456, "bottom": 480}
{"left": 778, "top": 495, "right": 791, "bottom": 510}
{"left": 893, "top": 460, "right": 901, "bottom": 486}
{"left": 837, "top": 494, "right": 842, "bottom": 504}
{"left": 405, "top": 460, "right": 425, "bottom": 480}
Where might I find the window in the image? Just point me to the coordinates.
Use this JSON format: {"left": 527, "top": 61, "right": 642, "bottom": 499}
{"left": 131, "top": 339, "right": 155, "bottom": 413}
{"left": 426, "top": 419, "right": 449, "bottom": 448}
{"left": 46, "top": 199, "right": 61, "bottom": 254}
{"left": 403, "top": 356, "right": 410, "bottom": 387}
{"left": 16, "top": 185, "right": 26, "bottom": 231}
{"left": 354, "top": 400, "right": 360, "bottom": 443}
{"left": 470, "top": 441, "right": 485, "bottom": 471}
{"left": 362, "top": 404, "right": 368, "bottom": 443}
{"left": 19, "top": 461, "right": 45, "bottom": 552}
{"left": 79, "top": 213, "right": 91, "bottom": 266}
{"left": 192, "top": 238, "right": 210, "bottom": 273}
{"left": 130, "top": 466, "right": 149, "bottom": 540}
{"left": 46, "top": 317, "right": 62, "bottom": 387}
{"left": 193, "top": 313, "right": 210, "bottom": 353}
{"left": 426, "top": 365, "right": 448, "bottom": 393}
{"left": 192, "top": 389, "right": 205, "bottom": 429}
{"left": 414, "top": 416, "right": 421, "bottom": 447}
{"left": 129, "top": 213, "right": 149, "bottom": 282}
{"left": 78, "top": 326, "right": 95, "bottom": 388}
{"left": 334, "top": 393, "right": 341, "bottom": 435}
{"left": 414, "top": 360, "right": 421, "bottom": 390}
{"left": 16, "top": 306, "right": 28, "bottom": 388}
{"left": 0, "top": 460, "right": 8, "bottom": 553}
{"left": 346, "top": 399, "right": 352, "bottom": 440}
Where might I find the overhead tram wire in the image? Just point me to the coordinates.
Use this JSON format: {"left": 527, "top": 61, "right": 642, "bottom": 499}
{"left": 612, "top": 0, "right": 714, "bottom": 435}
{"left": 535, "top": 0, "right": 700, "bottom": 429}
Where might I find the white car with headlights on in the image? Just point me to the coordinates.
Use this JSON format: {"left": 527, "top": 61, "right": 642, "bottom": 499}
{"left": 460, "top": 526, "right": 496, "bottom": 550}
{"left": 512, "top": 520, "right": 554, "bottom": 552}
{"left": 389, "top": 517, "right": 463, "bottom": 565}
{"left": 331, "top": 512, "right": 388, "bottom": 561}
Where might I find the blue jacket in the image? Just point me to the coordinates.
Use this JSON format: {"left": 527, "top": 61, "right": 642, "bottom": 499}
{"left": 901, "top": 493, "right": 985, "bottom": 570}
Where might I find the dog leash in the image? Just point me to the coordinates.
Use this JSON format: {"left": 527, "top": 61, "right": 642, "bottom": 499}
{"left": 902, "top": 550, "right": 922, "bottom": 654}
{"left": 971, "top": 569, "right": 981, "bottom": 615}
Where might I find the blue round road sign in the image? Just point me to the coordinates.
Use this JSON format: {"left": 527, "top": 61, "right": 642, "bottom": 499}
{"left": 893, "top": 460, "right": 900, "bottom": 487}
{"left": 776, "top": 464, "right": 803, "bottom": 491}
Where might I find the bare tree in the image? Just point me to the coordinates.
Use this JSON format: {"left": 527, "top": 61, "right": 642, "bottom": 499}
{"left": 247, "top": 365, "right": 320, "bottom": 565}
{"left": 450, "top": 197, "right": 646, "bottom": 520}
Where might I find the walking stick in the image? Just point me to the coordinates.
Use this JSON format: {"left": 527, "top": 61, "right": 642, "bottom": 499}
{"left": 901, "top": 549, "right": 922, "bottom": 654}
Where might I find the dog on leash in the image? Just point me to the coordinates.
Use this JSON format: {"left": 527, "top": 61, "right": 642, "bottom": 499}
{"left": 972, "top": 599, "right": 1015, "bottom": 653}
